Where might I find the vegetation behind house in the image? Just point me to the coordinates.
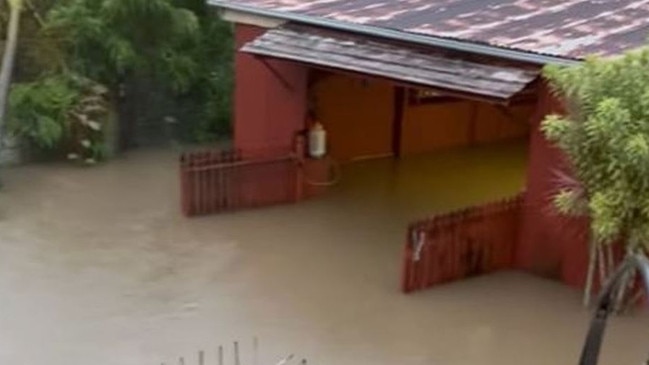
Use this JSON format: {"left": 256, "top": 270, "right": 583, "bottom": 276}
{"left": 0, "top": 0, "right": 233, "bottom": 163}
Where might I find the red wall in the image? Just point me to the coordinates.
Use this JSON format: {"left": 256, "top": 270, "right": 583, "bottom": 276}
{"left": 516, "top": 86, "right": 588, "bottom": 287}
{"left": 234, "top": 24, "right": 308, "bottom": 155}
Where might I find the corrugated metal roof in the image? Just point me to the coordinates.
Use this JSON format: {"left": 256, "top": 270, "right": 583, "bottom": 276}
{"left": 242, "top": 27, "right": 539, "bottom": 100}
{"left": 215, "top": 0, "right": 649, "bottom": 60}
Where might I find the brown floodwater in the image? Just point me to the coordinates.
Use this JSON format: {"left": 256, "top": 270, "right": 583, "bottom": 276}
{"left": 0, "top": 142, "right": 647, "bottom": 365}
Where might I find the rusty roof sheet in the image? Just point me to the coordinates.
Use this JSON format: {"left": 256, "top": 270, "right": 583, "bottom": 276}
{"left": 214, "top": 0, "right": 649, "bottom": 60}
{"left": 242, "top": 27, "right": 539, "bottom": 100}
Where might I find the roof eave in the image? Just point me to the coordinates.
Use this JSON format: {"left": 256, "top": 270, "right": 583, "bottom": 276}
{"left": 209, "top": 0, "right": 583, "bottom": 67}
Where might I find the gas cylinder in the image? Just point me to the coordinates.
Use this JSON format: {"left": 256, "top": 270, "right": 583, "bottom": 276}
{"left": 308, "top": 122, "right": 327, "bottom": 159}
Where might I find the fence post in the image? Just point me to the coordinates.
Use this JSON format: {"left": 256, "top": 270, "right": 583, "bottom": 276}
{"left": 401, "top": 227, "right": 414, "bottom": 293}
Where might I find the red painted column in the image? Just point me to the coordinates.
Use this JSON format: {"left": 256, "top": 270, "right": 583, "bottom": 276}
{"left": 516, "top": 85, "right": 589, "bottom": 288}
{"left": 234, "top": 24, "right": 308, "bottom": 157}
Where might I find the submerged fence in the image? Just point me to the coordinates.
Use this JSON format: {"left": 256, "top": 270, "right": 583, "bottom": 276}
{"left": 401, "top": 193, "right": 525, "bottom": 293}
{"left": 180, "top": 148, "right": 302, "bottom": 216}
{"left": 161, "top": 338, "right": 306, "bottom": 365}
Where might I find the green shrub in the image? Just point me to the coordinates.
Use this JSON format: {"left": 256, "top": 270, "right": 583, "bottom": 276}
{"left": 8, "top": 73, "right": 110, "bottom": 163}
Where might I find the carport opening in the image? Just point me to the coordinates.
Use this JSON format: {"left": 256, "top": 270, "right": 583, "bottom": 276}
{"left": 307, "top": 70, "right": 535, "bottom": 218}
{"left": 241, "top": 25, "right": 539, "bottom": 219}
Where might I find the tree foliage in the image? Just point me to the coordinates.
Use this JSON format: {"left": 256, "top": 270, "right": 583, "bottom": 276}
{"left": 43, "top": 0, "right": 233, "bottom": 141}
{"left": 178, "top": 11, "right": 233, "bottom": 141}
{"left": 8, "top": 74, "right": 77, "bottom": 148}
{"left": 2, "top": 0, "right": 234, "bottom": 162}
{"left": 8, "top": 73, "right": 109, "bottom": 162}
{"left": 542, "top": 49, "right": 649, "bottom": 248}
{"left": 45, "top": 0, "right": 201, "bottom": 92}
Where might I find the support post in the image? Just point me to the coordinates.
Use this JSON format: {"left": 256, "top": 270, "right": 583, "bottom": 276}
{"left": 392, "top": 87, "right": 405, "bottom": 158}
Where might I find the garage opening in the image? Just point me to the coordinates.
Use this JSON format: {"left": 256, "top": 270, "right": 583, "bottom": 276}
{"left": 309, "top": 71, "right": 535, "bottom": 219}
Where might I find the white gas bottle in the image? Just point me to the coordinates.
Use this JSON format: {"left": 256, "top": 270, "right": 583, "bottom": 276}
{"left": 308, "top": 122, "right": 327, "bottom": 159}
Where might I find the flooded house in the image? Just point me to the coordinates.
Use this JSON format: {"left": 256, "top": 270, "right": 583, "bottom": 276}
{"left": 6, "top": 2, "right": 649, "bottom": 364}
{"left": 181, "top": 0, "right": 649, "bottom": 292}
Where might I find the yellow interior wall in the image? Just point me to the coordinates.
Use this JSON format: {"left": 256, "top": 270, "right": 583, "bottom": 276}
{"left": 313, "top": 73, "right": 534, "bottom": 160}
{"left": 400, "top": 100, "right": 472, "bottom": 155}
{"left": 473, "top": 103, "right": 534, "bottom": 143}
{"left": 401, "top": 97, "right": 533, "bottom": 156}
{"left": 313, "top": 74, "right": 394, "bottom": 162}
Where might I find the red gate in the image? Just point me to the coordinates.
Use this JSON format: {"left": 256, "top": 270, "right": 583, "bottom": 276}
{"left": 401, "top": 193, "right": 525, "bottom": 293}
{"left": 180, "top": 148, "right": 303, "bottom": 216}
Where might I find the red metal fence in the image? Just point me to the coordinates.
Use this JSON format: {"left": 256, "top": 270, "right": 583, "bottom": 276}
{"left": 401, "top": 193, "right": 525, "bottom": 293}
{"left": 180, "top": 148, "right": 302, "bottom": 216}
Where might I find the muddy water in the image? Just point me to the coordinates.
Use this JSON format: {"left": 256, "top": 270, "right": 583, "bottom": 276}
{"left": 0, "top": 144, "right": 647, "bottom": 365}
